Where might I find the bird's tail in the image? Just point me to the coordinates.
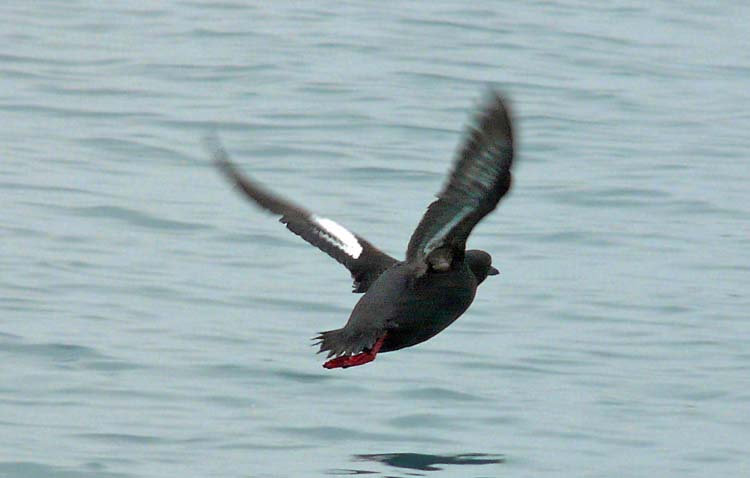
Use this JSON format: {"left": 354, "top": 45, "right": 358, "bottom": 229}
{"left": 313, "top": 327, "right": 380, "bottom": 359}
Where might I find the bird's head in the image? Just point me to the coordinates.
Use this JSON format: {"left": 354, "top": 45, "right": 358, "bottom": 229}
{"left": 465, "top": 249, "right": 499, "bottom": 284}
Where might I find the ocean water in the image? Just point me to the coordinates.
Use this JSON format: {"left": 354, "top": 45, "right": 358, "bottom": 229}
{"left": 2, "top": 1, "right": 749, "bottom": 477}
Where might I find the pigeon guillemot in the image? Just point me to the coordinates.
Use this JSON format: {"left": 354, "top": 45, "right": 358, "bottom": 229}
{"left": 212, "top": 92, "right": 514, "bottom": 369}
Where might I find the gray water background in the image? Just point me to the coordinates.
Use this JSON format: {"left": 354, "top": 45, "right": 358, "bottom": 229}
{"left": 2, "top": 1, "right": 749, "bottom": 477}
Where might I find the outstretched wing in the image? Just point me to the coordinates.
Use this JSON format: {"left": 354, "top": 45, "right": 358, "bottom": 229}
{"left": 405, "top": 92, "right": 514, "bottom": 268}
{"left": 211, "top": 140, "right": 398, "bottom": 293}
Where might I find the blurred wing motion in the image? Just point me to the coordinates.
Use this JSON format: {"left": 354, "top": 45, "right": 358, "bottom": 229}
{"left": 211, "top": 140, "right": 398, "bottom": 292}
{"left": 406, "top": 92, "right": 514, "bottom": 269}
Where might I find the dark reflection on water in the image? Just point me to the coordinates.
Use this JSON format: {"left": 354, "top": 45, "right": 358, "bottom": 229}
{"left": 329, "top": 453, "right": 504, "bottom": 476}
{"left": 327, "top": 470, "right": 378, "bottom": 476}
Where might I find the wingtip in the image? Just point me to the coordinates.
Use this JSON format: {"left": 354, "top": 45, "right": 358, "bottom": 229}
{"left": 480, "top": 89, "right": 512, "bottom": 124}
{"left": 482, "top": 88, "right": 511, "bottom": 111}
{"left": 472, "top": 89, "right": 514, "bottom": 158}
{"left": 207, "top": 136, "right": 251, "bottom": 192}
{"left": 205, "top": 134, "right": 233, "bottom": 172}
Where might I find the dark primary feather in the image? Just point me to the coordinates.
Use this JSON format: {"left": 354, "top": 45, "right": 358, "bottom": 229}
{"left": 406, "top": 92, "right": 514, "bottom": 266}
{"left": 211, "top": 141, "right": 398, "bottom": 293}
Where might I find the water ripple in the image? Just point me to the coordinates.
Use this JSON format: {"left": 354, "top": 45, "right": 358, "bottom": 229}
{"left": 0, "top": 462, "right": 132, "bottom": 478}
{"left": 275, "top": 426, "right": 451, "bottom": 445}
{"left": 61, "top": 205, "right": 209, "bottom": 231}
{"left": 396, "top": 387, "right": 486, "bottom": 402}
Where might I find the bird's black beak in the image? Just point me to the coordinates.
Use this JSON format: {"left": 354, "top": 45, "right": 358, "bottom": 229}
{"left": 488, "top": 266, "right": 499, "bottom": 276}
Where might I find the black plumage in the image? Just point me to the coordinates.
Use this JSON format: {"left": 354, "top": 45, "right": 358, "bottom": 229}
{"left": 212, "top": 92, "right": 515, "bottom": 369}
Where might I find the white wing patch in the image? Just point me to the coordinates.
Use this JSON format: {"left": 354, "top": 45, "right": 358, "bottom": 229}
{"left": 311, "top": 215, "right": 363, "bottom": 259}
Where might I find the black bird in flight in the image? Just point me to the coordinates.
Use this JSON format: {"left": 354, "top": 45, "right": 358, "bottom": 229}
{"left": 212, "top": 92, "right": 514, "bottom": 369}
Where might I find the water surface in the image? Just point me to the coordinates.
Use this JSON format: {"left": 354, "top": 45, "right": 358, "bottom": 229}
{"left": 2, "top": 1, "right": 749, "bottom": 477}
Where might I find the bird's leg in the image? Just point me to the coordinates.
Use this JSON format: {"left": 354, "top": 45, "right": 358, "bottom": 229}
{"left": 323, "top": 333, "right": 387, "bottom": 369}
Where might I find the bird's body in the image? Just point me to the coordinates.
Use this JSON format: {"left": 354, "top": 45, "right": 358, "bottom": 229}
{"left": 212, "top": 92, "right": 514, "bottom": 369}
{"left": 320, "top": 259, "right": 478, "bottom": 356}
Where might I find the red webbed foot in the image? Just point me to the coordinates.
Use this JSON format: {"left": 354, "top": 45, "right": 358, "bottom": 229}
{"left": 323, "top": 333, "right": 387, "bottom": 369}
